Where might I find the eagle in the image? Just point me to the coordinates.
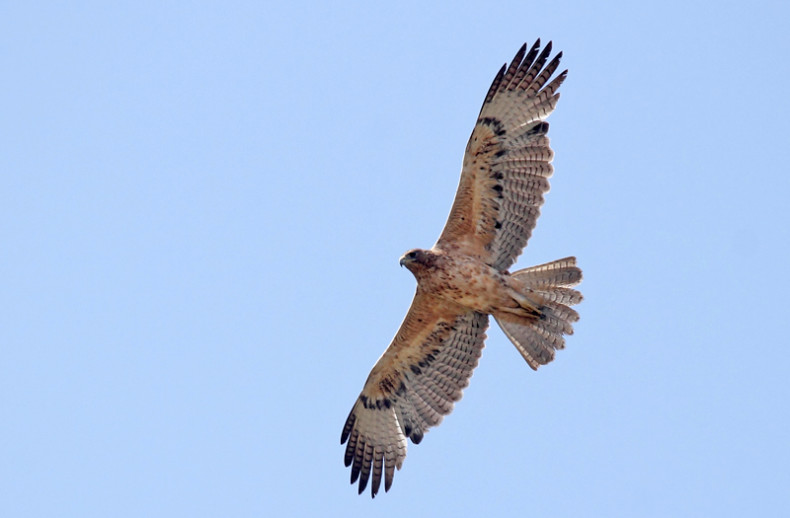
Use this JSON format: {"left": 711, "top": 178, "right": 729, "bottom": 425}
{"left": 341, "top": 40, "right": 583, "bottom": 497}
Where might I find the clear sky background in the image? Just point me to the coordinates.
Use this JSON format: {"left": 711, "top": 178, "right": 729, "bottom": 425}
{"left": 2, "top": 1, "right": 789, "bottom": 517}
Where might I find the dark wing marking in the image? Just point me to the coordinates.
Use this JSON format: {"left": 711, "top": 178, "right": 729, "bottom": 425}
{"left": 341, "top": 292, "right": 489, "bottom": 497}
{"left": 435, "top": 39, "right": 567, "bottom": 271}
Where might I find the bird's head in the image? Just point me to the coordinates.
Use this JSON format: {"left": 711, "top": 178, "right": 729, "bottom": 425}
{"left": 399, "top": 248, "right": 435, "bottom": 276}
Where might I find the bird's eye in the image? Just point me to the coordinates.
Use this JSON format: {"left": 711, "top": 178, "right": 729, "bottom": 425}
{"left": 408, "top": 251, "right": 418, "bottom": 259}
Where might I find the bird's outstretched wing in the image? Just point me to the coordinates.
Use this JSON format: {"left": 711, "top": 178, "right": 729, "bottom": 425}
{"left": 435, "top": 40, "right": 566, "bottom": 271}
{"left": 341, "top": 291, "right": 489, "bottom": 497}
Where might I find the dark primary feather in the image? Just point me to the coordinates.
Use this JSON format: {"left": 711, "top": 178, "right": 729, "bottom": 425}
{"left": 341, "top": 310, "right": 489, "bottom": 497}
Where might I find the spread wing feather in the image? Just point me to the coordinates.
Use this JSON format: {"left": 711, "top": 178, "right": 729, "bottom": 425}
{"left": 341, "top": 291, "right": 489, "bottom": 497}
{"left": 436, "top": 39, "right": 567, "bottom": 271}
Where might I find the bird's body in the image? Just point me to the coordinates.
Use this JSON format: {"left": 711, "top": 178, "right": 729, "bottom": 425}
{"left": 342, "top": 40, "right": 583, "bottom": 497}
{"left": 400, "top": 248, "right": 543, "bottom": 317}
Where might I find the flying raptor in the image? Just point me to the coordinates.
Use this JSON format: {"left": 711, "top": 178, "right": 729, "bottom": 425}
{"left": 341, "top": 40, "right": 583, "bottom": 497}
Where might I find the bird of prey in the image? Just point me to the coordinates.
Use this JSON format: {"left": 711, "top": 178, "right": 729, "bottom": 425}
{"left": 341, "top": 40, "right": 582, "bottom": 497}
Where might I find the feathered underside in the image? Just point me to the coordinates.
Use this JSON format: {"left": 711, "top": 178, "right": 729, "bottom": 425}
{"left": 341, "top": 292, "right": 488, "bottom": 497}
{"left": 436, "top": 39, "right": 566, "bottom": 271}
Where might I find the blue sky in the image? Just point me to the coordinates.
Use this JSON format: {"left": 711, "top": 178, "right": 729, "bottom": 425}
{"left": 2, "top": 1, "right": 789, "bottom": 516}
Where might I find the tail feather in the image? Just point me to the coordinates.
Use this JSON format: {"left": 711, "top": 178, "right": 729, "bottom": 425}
{"left": 497, "top": 313, "right": 562, "bottom": 368}
{"left": 511, "top": 256, "right": 582, "bottom": 287}
{"left": 539, "top": 302, "right": 579, "bottom": 328}
{"left": 534, "top": 287, "right": 582, "bottom": 305}
{"left": 533, "top": 304, "right": 575, "bottom": 335}
{"left": 495, "top": 257, "right": 582, "bottom": 370}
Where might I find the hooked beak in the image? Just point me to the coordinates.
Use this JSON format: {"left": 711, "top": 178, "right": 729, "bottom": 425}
{"left": 399, "top": 256, "right": 406, "bottom": 267}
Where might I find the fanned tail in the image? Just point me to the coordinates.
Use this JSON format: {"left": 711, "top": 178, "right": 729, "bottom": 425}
{"left": 494, "top": 257, "right": 582, "bottom": 369}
